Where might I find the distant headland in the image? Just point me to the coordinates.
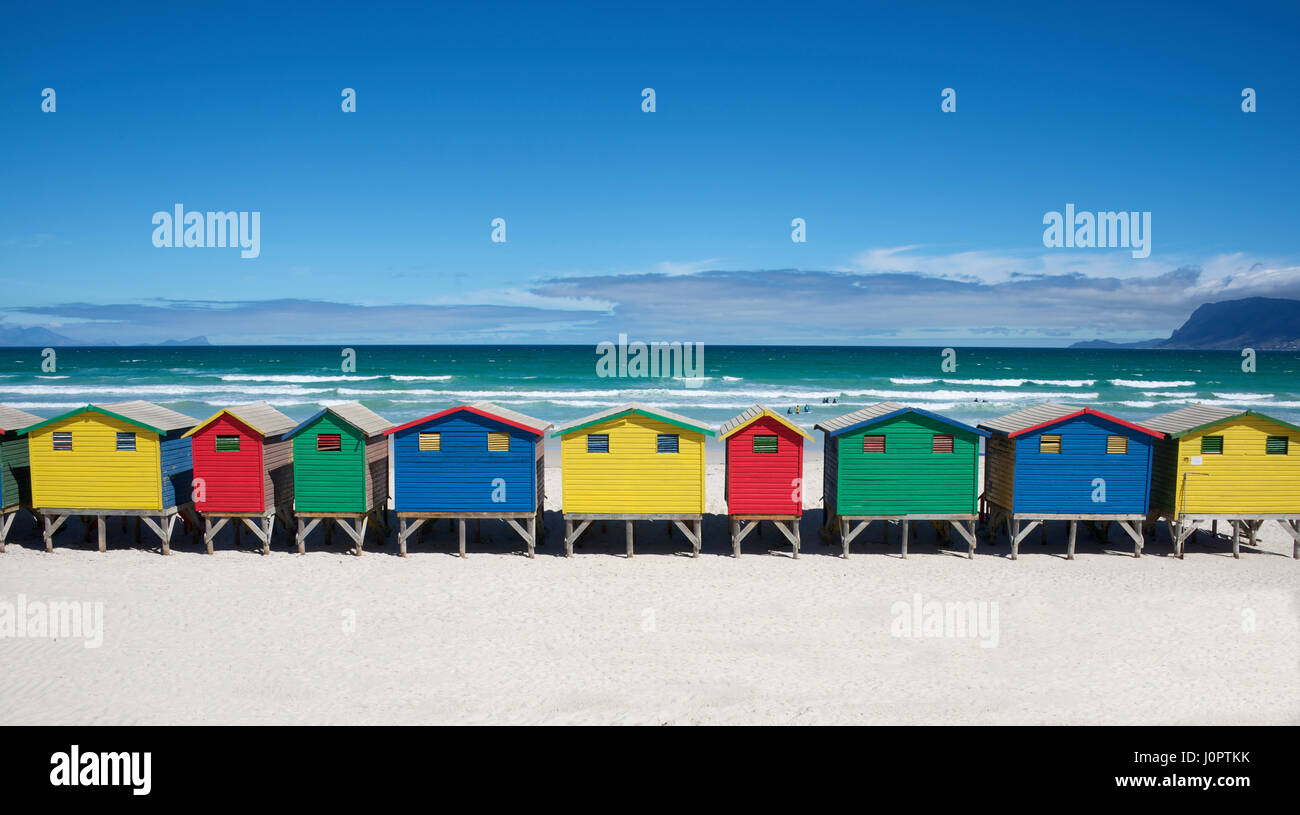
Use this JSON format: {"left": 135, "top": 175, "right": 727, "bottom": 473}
{"left": 1069, "top": 297, "right": 1300, "bottom": 351}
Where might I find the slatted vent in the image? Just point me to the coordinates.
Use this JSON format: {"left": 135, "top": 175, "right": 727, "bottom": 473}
{"left": 1039, "top": 434, "right": 1062, "bottom": 454}
{"left": 418, "top": 432, "right": 440, "bottom": 451}
{"left": 116, "top": 432, "right": 136, "bottom": 451}
{"left": 215, "top": 435, "right": 240, "bottom": 452}
{"left": 1266, "top": 436, "right": 1289, "bottom": 455}
{"left": 753, "top": 434, "right": 778, "bottom": 453}
{"left": 317, "top": 433, "right": 342, "bottom": 452}
{"left": 52, "top": 431, "right": 72, "bottom": 451}
{"left": 587, "top": 434, "right": 609, "bottom": 453}
{"left": 1106, "top": 435, "right": 1128, "bottom": 455}
{"left": 932, "top": 434, "right": 954, "bottom": 453}
{"left": 657, "top": 434, "right": 679, "bottom": 453}
{"left": 487, "top": 432, "right": 510, "bottom": 452}
{"left": 862, "top": 435, "right": 885, "bottom": 453}
{"left": 1201, "top": 435, "right": 1223, "bottom": 455}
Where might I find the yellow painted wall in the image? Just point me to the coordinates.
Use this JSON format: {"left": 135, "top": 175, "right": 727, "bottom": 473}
{"left": 1172, "top": 416, "right": 1299, "bottom": 515}
{"left": 28, "top": 415, "right": 162, "bottom": 510}
{"left": 560, "top": 413, "right": 705, "bottom": 513}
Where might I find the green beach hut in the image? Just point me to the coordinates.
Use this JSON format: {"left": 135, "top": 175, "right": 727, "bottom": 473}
{"left": 815, "top": 401, "right": 989, "bottom": 558}
{"left": 0, "top": 405, "right": 42, "bottom": 552}
{"left": 284, "top": 402, "right": 393, "bottom": 555}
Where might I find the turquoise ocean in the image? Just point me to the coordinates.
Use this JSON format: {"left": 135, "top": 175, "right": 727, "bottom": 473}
{"left": 2, "top": 346, "right": 1297, "bottom": 446}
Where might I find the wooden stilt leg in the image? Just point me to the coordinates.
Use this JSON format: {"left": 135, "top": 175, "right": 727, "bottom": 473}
{"left": 840, "top": 518, "right": 849, "bottom": 559}
{"left": 793, "top": 519, "right": 801, "bottom": 559}
{"left": 526, "top": 515, "right": 535, "bottom": 558}
{"left": 564, "top": 519, "right": 573, "bottom": 557}
{"left": 1232, "top": 520, "right": 1240, "bottom": 559}
{"left": 1067, "top": 520, "right": 1077, "bottom": 560}
{"left": 1010, "top": 519, "right": 1020, "bottom": 560}
{"left": 901, "top": 518, "right": 909, "bottom": 559}
{"left": 458, "top": 518, "right": 466, "bottom": 558}
{"left": 693, "top": 519, "right": 701, "bottom": 557}
{"left": 626, "top": 520, "right": 634, "bottom": 558}
{"left": 730, "top": 518, "right": 739, "bottom": 558}
{"left": 98, "top": 516, "right": 107, "bottom": 552}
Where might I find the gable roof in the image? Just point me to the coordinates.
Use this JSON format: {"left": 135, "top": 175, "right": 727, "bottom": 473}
{"left": 1143, "top": 404, "right": 1300, "bottom": 437}
{"left": 813, "top": 401, "right": 989, "bottom": 438}
{"left": 552, "top": 403, "right": 714, "bottom": 437}
{"left": 17, "top": 401, "right": 197, "bottom": 436}
{"left": 384, "top": 401, "right": 552, "bottom": 437}
{"left": 183, "top": 402, "right": 298, "bottom": 439}
{"left": 979, "top": 402, "right": 1162, "bottom": 439}
{"left": 284, "top": 402, "right": 393, "bottom": 440}
{"left": 0, "top": 405, "right": 43, "bottom": 434}
{"left": 718, "top": 405, "right": 813, "bottom": 441}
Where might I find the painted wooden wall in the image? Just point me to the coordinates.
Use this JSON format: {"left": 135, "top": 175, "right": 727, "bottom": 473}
{"left": 984, "top": 433, "right": 1016, "bottom": 510}
{"left": 292, "top": 413, "right": 366, "bottom": 512}
{"left": 832, "top": 413, "right": 980, "bottom": 515}
{"left": 263, "top": 437, "right": 294, "bottom": 515}
{"left": 392, "top": 412, "right": 538, "bottom": 512}
{"left": 363, "top": 435, "right": 388, "bottom": 512}
{"left": 28, "top": 415, "right": 164, "bottom": 510}
{"left": 192, "top": 414, "right": 265, "bottom": 513}
{"left": 159, "top": 431, "right": 194, "bottom": 508}
{"left": 1156, "top": 415, "right": 1299, "bottom": 515}
{"left": 725, "top": 415, "right": 802, "bottom": 515}
{"left": 1007, "top": 414, "right": 1153, "bottom": 514}
{"left": 560, "top": 413, "right": 704, "bottom": 514}
{"left": 1, "top": 434, "right": 31, "bottom": 509}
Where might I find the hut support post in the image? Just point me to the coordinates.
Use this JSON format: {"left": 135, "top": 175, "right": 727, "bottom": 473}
{"left": 44, "top": 513, "right": 68, "bottom": 552}
{"left": 0, "top": 511, "right": 15, "bottom": 553}
{"left": 1067, "top": 520, "right": 1077, "bottom": 560}
{"left": 671, "top": 519, "right": 701, "bottom": 557}
{"left": 901, "top": 519, "right": 909, "bottom": 558}
{"left": 563, "top": 519, "right": 591, "bottom": 557}
{"left": 947, "top": 520, "right": 977, "bottom": 559}
{"left": 504, "top": 517, "right": 536, "bottom": 558}
{"left": 458, "top": 518, "right": 467, "bottom": 558}
{"left": 770, "top": 519, "right": 799, "bottom": 558}
{"left": 97, "top": 517, "right": 106, "bottom": 552}
{"left": 203, "top": 517, "right": 229, "bottom": 555}
{"left": 140, "top": 515, "right": 178, "bottom": 555}
{"left": 625, "top": 520, "right": 634, "bottom": 558}
{"left": 1115, "top": 520, "right": 1143, "bottom": 558}
{"left": 295, "top": 517, "right": 321, "bottom": 555}
{"left": 1232, "top": 520, "right": 1241, "bottom": 559}
{"left": 397, "top": 517, "right": 424, "bottom": 557}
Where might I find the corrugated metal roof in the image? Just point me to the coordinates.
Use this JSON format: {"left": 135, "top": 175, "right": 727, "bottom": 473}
{"left": 221, "top": 402, "right": 298, "bottom": 437}
{"left": 324, "top": 401, "right": 393, "bottom": 436}
{"left": 554, "top": 402, "right": 713, "bottom": 435}
{"left": 813, "top": 401, "right": 907, "bottom": 433}
{"left": 100, "top": 400, "right": 198, "bottom": 432}
{"left": 978, "top": 402, "right": 1081, "bottom": 435}
{"left": 467, "top": 401, "right": 553, "bottom": 434}
{"left": 0, "top": 405, "right": 43, "bottom": 434}
{"left": 1143, "top": 404, "right": 1246, "bottom": 436}
{"left": 717, "top": 404, "right": 813, "bottom": 440}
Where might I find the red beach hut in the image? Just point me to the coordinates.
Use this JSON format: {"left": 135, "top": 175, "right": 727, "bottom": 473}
{"left": 718, "top": 404, "right": 812, "bottom": 557}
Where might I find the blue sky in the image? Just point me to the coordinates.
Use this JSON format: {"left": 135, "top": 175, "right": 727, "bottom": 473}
{"left": 2, "top": 0, "right": 1298, "bottom": 345}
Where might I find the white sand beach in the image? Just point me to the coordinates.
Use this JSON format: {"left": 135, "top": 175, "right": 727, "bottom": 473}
{"left": 1, "top": 450, "right": 1297, "bottom": 725}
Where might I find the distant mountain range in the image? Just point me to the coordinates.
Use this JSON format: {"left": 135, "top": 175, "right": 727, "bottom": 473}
{"left": 1071, "top": 297, "right": 1300, "bottom": 350}
{"left": 0, "top": 325, "right": 210, "bottom": 347}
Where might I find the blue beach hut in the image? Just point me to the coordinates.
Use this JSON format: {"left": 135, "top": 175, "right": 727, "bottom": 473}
{"left": 978, "top": 403, "right": 1163, "bottom": 558}
{"left": 383, "top": 401, "right": 552, "bottom": 557}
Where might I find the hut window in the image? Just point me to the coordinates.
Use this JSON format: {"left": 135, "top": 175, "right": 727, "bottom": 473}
{"left": 862, "top": 435, "right": 885, "bottom": 453}
{"left": 418, "top": 432, "right": 441, "bottom": 452}
{"left": 1106, "top": 435, "right": 1128, "bottom": 455}
{"left": 1266, "top": 436, "right": 1289, "bottom": 455}
{"left": 52, "top": 432, "right": 72, "bottom": 451}
{"left": 932, "top": 434, "right": 954, "bottom": 453}
{"left": 1200, "top": 435, "right": 1223, "bottom": 455}
{"left": 487, "top": 432, "right": 510, "bottom": 452}
{"left": 116, "top": 432, "right": 136, "bottom": 452}
{"left": 752, "top": 434, "right": 778, "bottom": 454}
{"left": 657, "top": 434, "right": 679, "bottom": 453}
{"left": 1039, "top": 435, "right": 1062, "bottom": 454}
{"left": 215, "top": 435, "right": 240, "bottom": 452}
{"left": 316, "top": 433, "right": 342, "bottom": 452}
{"left": 587, "top": 434, "right": 609, "bottom": 453}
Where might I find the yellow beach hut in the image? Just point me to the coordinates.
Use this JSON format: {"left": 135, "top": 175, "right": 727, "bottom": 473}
{"left": 1146, "top": 404, "right": 1300, "bottom": 558}
{"left": 553, "top": 403, "right": 713, "bottom": 557}
{"left": 19, "top": 400, "right": 199, "bottom": 554}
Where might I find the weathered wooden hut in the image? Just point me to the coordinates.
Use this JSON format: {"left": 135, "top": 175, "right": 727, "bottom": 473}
{"left": 384, "top": 401, "right": 551, "bottom": 557}
{"left": 553, "top": 403, "right": 712, "bottom": 557}
{"left": 717, "top": 404, "right": 811, "bottom": 557}
{"left": 184, "top": 402, "right": 297, "bottom": 554}
{"left": 284, "top": 402, "right": 392, "bottom": 555}
{"left": 1145, "top": 404, "right": 1300, "bottom": 559}
{"left": 0, "top": 405, "right": 43, "bottom": 552}
{"left": 815, "top": 401, "right": 988, "bottom": 558}
{"left": 978, "top": 403, "right": 1162, "bottom": 558}
{"left": 18, "top": 400, "right": 198, "bottom": 553}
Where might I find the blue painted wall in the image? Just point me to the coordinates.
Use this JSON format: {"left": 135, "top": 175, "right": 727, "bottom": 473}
{"left": 1011, "top": 414, "right": 1153, "bottom": 514}
{"left": 160, "top": 431, "right": 194, "bottom": 508}
{"left": 392, "top": 412, "right": 538, "bottom": 512}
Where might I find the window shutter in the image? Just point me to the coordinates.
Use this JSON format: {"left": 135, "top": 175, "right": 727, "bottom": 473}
{"left": 317, "top": 433, "right": 342, "bottom": 452}
{"left": 52, "top": 431, "right": 72, "bottom": 451}
{"left": 862, "top": 435, "right": 885, "bottom": 453}
{"left": 1106, "top": 435, "right": 1128, "bottom": 455}
{"left": 587, "top": 434, "right": 609, "bottom": 453}
{"left": 1201, "top": 435, "right": 1223, "bottom": 455}
{"left": 1039, "top": 434, "right": 1062, "bottom": 454}
{"left": 1266, "top": 436, "right": 1289, "bottom": 455}
{"left": 487, "top": 432, "right": 510, "bottom": 452}
{"left": 932, "top": 434, "right": 954, "bottom": 453}
{"left": 115, "top": 432, "right": 136, "bottom": 452}
{"left": 418, "top": 432, "right": 441, "bottom": 451}
{"left": 752, "top": 434, "right": 778, "bottom": 454}
{"left": 657, "top": 433, "right": 679, "bottom": 453}
{"left": 214, "top": 435, "right": 240, "bottom": 452}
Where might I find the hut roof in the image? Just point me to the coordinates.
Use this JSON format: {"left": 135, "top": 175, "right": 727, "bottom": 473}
{"left": 0, "top": 405, "right": 43, "bottom": 434}
{"left": 284, "top": 402, "right": 393, "bottom": 440}
{"left": 814, "top": 401, "right": 989, "bottom": 438}
{"left": 552, "top": 403, "right": 715, "bottom": 438}
{"left": 979, "top": 403, "right": 1162, "bottom": 439}
{"left": 17, "top": 401, "right": 197, "bottom": 436}
{"left": 1143, "top": 404, "right": 1300, "bottom": 437}
{"left": 385, "top": 401, "right": 553, "bottom": 437}
{"left": 717, "top": 405, "right": 813, "bottom": 440}
{"left": 183, "top": 402, "right": 298, "bottom": 439}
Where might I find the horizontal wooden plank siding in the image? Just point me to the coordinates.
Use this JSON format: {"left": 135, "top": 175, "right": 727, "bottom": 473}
{"left": 834, "top": 413, "right": 979, "bottom": 515}
{"left": 0, "top": 434, "right": 31, "bottom": 508}
{"left": 263, "top": 437, "right": 294, "bottom": 515}
{"left": 725, "top": 414, "right": 802, "bottom": 515}
{"left": 392, "top": 412, "right": 536, "bottom": 512}
{"left": 158, "top": 432, "right": 194, "bottom": 509}
{"left": 1009, "top": 414, "right": 1153, "bottom": 514}
{"left": 292, "top": 413, "right": 366, "bottom": 512}
{"left": 560, "top": 413, "right": 704, "bottom": 514}
{"left": 1166, "top": 415, "right": 1300, "bottom": 515}
{"left": 984, "top": 433, "right": 1015, "bottom": 510}
{"left": 28, "top": 415, "right": 163, "bottom": 510}
{"left": 192, "top": 414, "right": 265, "bottom": 513}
